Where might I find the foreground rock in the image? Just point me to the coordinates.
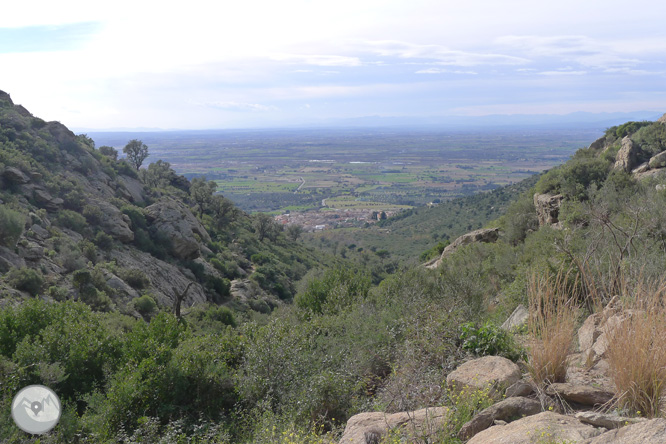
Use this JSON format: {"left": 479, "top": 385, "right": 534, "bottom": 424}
{"left": 467, "top": 411, "right": 603, "bottom": 444}
{"left": 446, "top": 356, "right": 521, "bottom": 397}
{"left": 458, "top": 397, "right": 542, "bottom": 440}
{"left": 583, "top": 418, "right": 666, "bottom": 443}
{"left": 534, "top": 193, "right": 564, "bottom": 228}
{"left": 338, "top": 407, "right": 449, "bottom": 444}
{"left": 425, "top": 228, "right": 499, "bottom": 268}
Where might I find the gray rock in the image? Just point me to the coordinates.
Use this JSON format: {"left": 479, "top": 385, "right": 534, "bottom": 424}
{"left": 458, "top": 397, "right": 542, "bottom": 440}
{"left": 3, "top": 167, "right": 31, "bottom": 184}
{"left": 501, "top": 304, "right": 529, "bottom": 331}
{"left": 33, "top": 188, "right": 64, "bottom": 211}
{"left": 425, "top": 228, "right": 499, "bottom": 269}
{"left": 583, "top": 418, "right": 666, "bottom": 444}
{"left": 632, "top": 162, "right": 650, "bottom": 174}
{"left": 0, "top": 246, "right": 26, "bottom": 272}
{"left": 658, "top": 113, "right": 666, "bottom": 124}
{"left": 18, "top": 242, "right": 44, "bottom": 261}
{"left": 338, "top": 407, "right": 449, "bottom": 444}
{"left": 446, "top": 356, "right": 521, "bottom": 398}
{"left": 505, "top": 380, "right": 535, "bottom": 398}
{"left": 118, "top": 175, "right": 145, "bottom": 203}
{"left": 29, "top": 224, "right": 49, "bottom": 240}
{"left": 534, "top": 193, "right": 564, "bottom": 228}
{"left": 614, "top": 136, "right": 642, "bottom": 172}
{"left": 649, "top": 151, "right": 666, "bottom": 169}
{"left": 545, "top": 383, "right": 614, "bottom": 407}
{"left": 576, "top": 411, "right": 646, "bottom": 429}
{"left": 144, "top": 198, "right": 211, "bottom": 260}
{"left": 91, "top": 198, "right": 134, "bottom": 243}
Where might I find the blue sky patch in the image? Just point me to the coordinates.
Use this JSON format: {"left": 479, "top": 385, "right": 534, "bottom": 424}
{"left": 0, "top": 22, "right": 100, "bottom": 53}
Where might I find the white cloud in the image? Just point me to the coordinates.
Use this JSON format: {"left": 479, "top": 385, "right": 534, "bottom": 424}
{"left": 197, "top": 101, "right": 278, "bottom": 112}
{"left": 270, "top": 54, "right": 362, "bottom": 67}
{"left": 539, "top": 70, "right": 587, "bottom": 76}
{"left": 415, "top": 68, "right": 478, "bottom": 75}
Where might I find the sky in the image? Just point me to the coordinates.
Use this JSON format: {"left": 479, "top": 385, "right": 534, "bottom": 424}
{"left": 1, "top": 0, "right": 665, "bottom": 130}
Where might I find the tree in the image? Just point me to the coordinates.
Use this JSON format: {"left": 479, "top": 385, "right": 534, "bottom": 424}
{"left": 190, "top": 177, "right": 217, "bottom": 216}
{"left": 123, "top": 139, "right": 149, "bottom": 170}
{"left": 286, "top": 224, "right": 303, "bottom": 242}
{"left": 253, "top": 213, "right": 280, "bottom": 242}
{"left": 99, "top": 146, "right": 118, "bottom": 160}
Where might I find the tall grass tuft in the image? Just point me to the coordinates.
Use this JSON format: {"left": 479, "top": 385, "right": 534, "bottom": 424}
{"left": 606, "top": 277, "right": 666, "bottom": 418}
{"left": 527, "top": 270, "right": 578, "bottom": 387}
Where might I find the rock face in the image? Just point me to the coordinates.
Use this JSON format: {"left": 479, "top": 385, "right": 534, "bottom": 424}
{"left": 118, "top": 175, "right": 145, "bottom": 203}
{"left": 466, "top": 411, "right": 603, "bottom": 444}
{"left": 501, "top": 304, "right": 529, "bottom": 331}
{"left": 583, "top": 418, "right": 666, "bottom": 443}
{"left": 658, "top": 113, "right": 666, "bottom": 124}
{"left": 614, "top": 136, "right": 642, "bottom": 172}
{"left": 144, "top": 198, "right": 211, "bottom": 260}
{"left": 3, "top": 167, "right": 31, "bottom": 184}
{"left": 425, "top": 228, "right": 500, "bottom": 269}
{"left": 458, "top": 397, "right": 542, "bottom": 440}
{"left": 534, "top": 193, "right": 564, "bottom": 228}
{"left": 446, "top": 356, "right": 521, "bottom": 397}
{"left": 576, "top": 411, "right": 646, "bottom": 429}
{"left": 338, "top": 407, "right": 449, "bottom": 444}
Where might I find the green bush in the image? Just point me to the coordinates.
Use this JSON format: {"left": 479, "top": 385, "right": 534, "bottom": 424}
{"left": 0, "top": 205, "right": 24, "bottom": 248}
{"left": 133, "top": 294, "right": 157, "bottom": 317}
{"left": 295, "top": 266, "right": 371, "bottom": 315}
{"left": 6, "top": 267, "right": 44, "bottom": 296}
{"left": 94, "top": 231, "right": 114, "bottom": 251}
{"left": 55, "top": 209, "right": 87, "bottom": 233}
{"left": 459, "top": 322, "right": 525, "bottom": 362}
{"left": 121, "top": 268, "right": 151, "bottom": 289}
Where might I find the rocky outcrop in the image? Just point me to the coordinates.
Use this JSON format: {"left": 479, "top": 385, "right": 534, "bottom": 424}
{"left": 658, "top": 113, "right": 666, "bottom": 124}
{"left": 446, "top": 356, "right": 521, "bottom": 397}
{"left": 583, "top": 418, "right": 666, "bottom": 443}
{"left": 338, "top": 407, "right": 449, "bottom": 444}
{"left": 467, "top": 411, "right": 604, "bottom": 444}
{"left": 425, "top": 228, "right": 499, "bottom": 269}
{"left": 32, "top": 188, "right": 64, "bottom": 212}
{"left": 614, "top": 136, "right": 642, "bottom": 172}
{"left": 90, "top": 198, "right": 134, "bottom": 243}
{"left": 589, "top": 135, "right": 609, "bottom": 151}
{"left": 458, "top": 397, "right": 542, "bottom": 440}
{"left": 501, "top": 304, "right": 529, "bottom": 331}
{"left": 144, "top": 198, "right": 211, "bottom": 260}
{"left": 534, "top": 193, "right": 563, "bottom": 228}
{"left": 3, "top": 167, "right": 31, "bottom": 184}
{"left": 118, "top": 175, "right": 145, "bottom": 203}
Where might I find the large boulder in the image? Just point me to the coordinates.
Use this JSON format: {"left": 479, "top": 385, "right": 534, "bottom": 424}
{"left": 576, "top": 411, "right": 646, "bottom": 429}
{"left": 338, "top": 407, "right": 449, "bottom": 444}
{"left": 458, "top": 397, "right": 542, "bottom": 440}
{"left": 90, "top": 198, "right": 134, "bottom": 243}
{"left": 467, "top": 411, "right": 603, "bottom": 444}
{"left": 144, "top": 198, "right": 211, "bottom": 260}
{"left": 614, "top": 136, "right": 642, "bottom": 172}
{"left": 446, "top": 356, "right": 521, "bottom": 397}
{"left": 658, "top": 113, "right": 666, "bottom": 124}
{"left": 648, "top": 151, "right": 666, "bottom": 169}
{"left": 583, "top": 418, "right": 666, "bottom": 444}
{"left": 118, "top": 175, "right": 145, "bottom": 203}
{"left": 32, "top": 188, "right": 64, "bottom": 212}
{"left": 425, "top": 228, "right": 499, "bottom": 269}
{"left": 534, "top": 193, "right": 564, "bottom": 228}
{"left": 3, "top": 167, "right": 31, "bottom": 184}
{"left": 545, "top": 383, "right": 614, "bottom": 407}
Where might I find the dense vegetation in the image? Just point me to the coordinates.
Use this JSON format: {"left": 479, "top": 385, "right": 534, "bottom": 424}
{"left": 2, "top": 91, "right": 666, "bottom": 442}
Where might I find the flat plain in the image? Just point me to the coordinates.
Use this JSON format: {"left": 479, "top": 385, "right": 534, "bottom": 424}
{"left": 89, "top": 127, "right": 600, "bottom": 216}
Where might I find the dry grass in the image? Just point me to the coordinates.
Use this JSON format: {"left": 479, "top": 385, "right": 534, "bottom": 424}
{"left": 606, "top": 278, "right": 666, "bottom": 418}
{"left": 527, "top": 270, "right": 578, "bottom": 387}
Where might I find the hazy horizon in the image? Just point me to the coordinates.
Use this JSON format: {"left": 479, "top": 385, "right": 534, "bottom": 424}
{"left": 3, "top": 0, "right": 665, "bottom": 130}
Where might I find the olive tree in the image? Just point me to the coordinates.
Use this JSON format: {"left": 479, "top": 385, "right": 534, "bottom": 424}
{"left": 123, "top": 139, "right": 149, "bottom": 170}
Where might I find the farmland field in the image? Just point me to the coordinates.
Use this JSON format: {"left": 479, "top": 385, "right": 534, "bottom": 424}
{"left": 89, "top": 127, "right": 600, "bottom": 216}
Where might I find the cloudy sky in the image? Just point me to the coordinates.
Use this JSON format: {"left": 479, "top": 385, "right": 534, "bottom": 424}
{"left": 1, "top": 0, "right": 665, "bottom": 129}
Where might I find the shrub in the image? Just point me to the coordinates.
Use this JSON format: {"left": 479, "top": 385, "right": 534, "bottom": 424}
{"left": 121, "top": 269, "right": 151, "bottom": 289}
{"left": 94, "top": 231, "right": 114, "bottom": 251}
{"left": 606, "top": 278, "right": 666, "bottom": 417}
{"left": 55, "top": 209, "right": 87, "bottom": 233}
{"left": 0, "top": 205, "right": 25, "bottom": 247}
{"left": 6, "top": 267, "right": 44, "bottom": 296}
{"left": 527, "top": 271, "right": 578, "bottom": 386}
{"left": 459, "top": 322, "right": 525, "bottom": 362}
{"left": 82, "top": 205, "right": 104, "bottom": 225}
{"left": 133, "top": 294, "right": 157, "bottom": 317}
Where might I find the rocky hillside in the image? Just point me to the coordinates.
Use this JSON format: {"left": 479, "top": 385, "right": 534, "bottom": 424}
{"left": 0, "top": 90, "right": 325, "bottom": 318}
